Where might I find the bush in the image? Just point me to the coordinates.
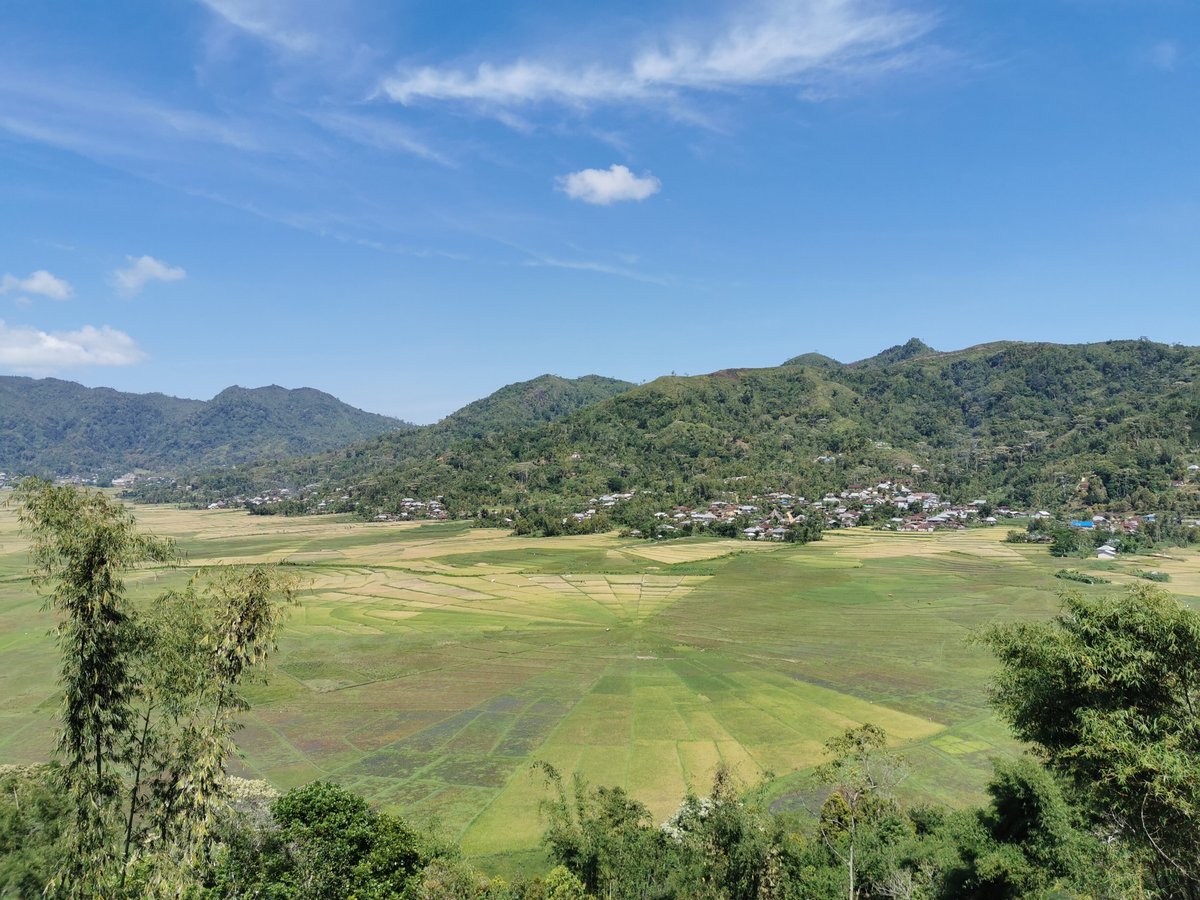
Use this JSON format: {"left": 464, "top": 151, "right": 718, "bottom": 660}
{"left": 1054, "top": 569, "right": 1110, "bottom": 584}
{"left": 1132, "top": 568, "right": 1171, "bottom": 582}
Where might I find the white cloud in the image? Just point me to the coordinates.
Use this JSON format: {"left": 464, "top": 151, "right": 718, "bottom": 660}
{"left": 0, "top": 320, "right": 146, "bottom": 372}
{"left": 113, "top": 256, "right": 187, "bottom": 296}
{"left": 557, "top": 164, "right": 661, "bottom": 205}
{"left": 379, "top": 0, "right": 933, "bottom": 109}
{"left": 0, "top": 269, "right": 74, "bottom": 301}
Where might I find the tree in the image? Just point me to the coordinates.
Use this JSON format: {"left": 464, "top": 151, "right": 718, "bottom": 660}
{"left": 203, "top": 780, "right": 443, "bottom": 899}
{"left": 815, "top": 724, "right": 908, "bottom": 900}
{"left": 979, "top": 584, "right": 1200, "bottom": 897}
{"left": 537, "top": 761, "right": 793, "bottom": 899}
{"left": 0, "top": 765, "right": 72, "bottom": 897}
{"left": 1047, "top": 526, "right": 1078, "bottom": 558}
{"left": 939, "top": 758, "right": 1112, "bottom": 898}
{"left": 535, "top": 762, "right": 670, "bottom": 898}
{"left": 15, "top": 479, "right": 297, "bottom": 896}
{"left": 542, "top": 866, "right": 588, "bottom": 900}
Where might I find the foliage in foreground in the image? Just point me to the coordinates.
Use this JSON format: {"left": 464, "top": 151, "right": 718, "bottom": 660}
{"left": 9, "top": 480, "right": 297, "bottom": 897}
{"left": 1, "top": 741, "right": 1135, "bottom": 899}
{"left": 980, "top": 583, "right": 1200, "bottom": 897}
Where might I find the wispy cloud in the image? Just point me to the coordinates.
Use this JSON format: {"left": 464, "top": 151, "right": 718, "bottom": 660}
{"left": 379, "top": 0, "right": 934, "bottom": 110}
{"left": 196, "top": 0, "right": 324, "bottom": 53}
{"left": 0, "top": 72, "right": 263, "bottom": 162}
{"left": 113, "top": 256, "right": 187, "bottom": 296}
{"left": 444, "top": 220, "right": 672, "bottom": 285}
{"left": 307, "top": 110, "right": 451, "bottom": 165}
{"left": 0, "top": 270, "right": 74, "bottom": 301}
{"left": 1147, "top": 40, "right": 1180, "bottom": 72}
{"left": 557, "top": 164, "right": 661, "bottom": 205}
{"left": 520, "top": 254, "right": 670, "bottom": 285}
{"left": 0, "top": 65, "right": 451, "bottom": 249}
{"left": 0, "top": 321, "right": 146, "bottom": 372}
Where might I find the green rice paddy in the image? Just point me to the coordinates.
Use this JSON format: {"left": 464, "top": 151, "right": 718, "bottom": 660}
{"left": 2, "top": 496, "right": 1197, "bottom": 872}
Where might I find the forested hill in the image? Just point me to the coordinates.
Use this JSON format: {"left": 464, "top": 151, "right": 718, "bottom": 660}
{"left": 129, "top": 373, "right": 636, "bottom": 501}
{"left": 430, "top": 373, "right": 636, "bottom": 440}
{"left": 0, "top": 377, "right": 408, "bottom": 478}
{"left": 262, "top": 373, "right": 637, "bottom": 486}
{"left": 147, "top": 340, "right": 1200, "bottom": 518}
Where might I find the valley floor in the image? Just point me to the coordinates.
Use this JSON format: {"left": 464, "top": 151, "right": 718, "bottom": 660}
{"left": 2, "top": 499, "right": 1197, "bottom": 871}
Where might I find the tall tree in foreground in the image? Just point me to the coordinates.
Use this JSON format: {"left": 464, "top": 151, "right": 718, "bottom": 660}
{"left": 979, "top": 583, "right": 1200, "bottom": 898}
{"left": 815, "top": 724, "right": 908, "bottom": 900}
{"left": 15, "top": 479, "right": 297, "bottom": 897}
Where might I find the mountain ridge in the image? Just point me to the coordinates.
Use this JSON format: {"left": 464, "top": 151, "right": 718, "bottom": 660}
{"left": 0, "top": 377, "right": 408, "bottom": 478}
{"left": 135, "top": 339, "right": 1200, "bottom": 521}
{"left": 122, "top": 372, "right": 636, "bottom": 502}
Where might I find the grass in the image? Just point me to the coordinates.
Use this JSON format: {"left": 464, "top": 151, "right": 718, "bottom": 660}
{"left": 2, "top": 494, "right": 1197, "bottom": 874}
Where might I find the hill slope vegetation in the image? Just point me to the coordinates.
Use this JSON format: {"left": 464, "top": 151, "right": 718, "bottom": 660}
{"left": 0, "top": 377, "right": 407, "bottom": 478}
{"left": 142, "top": 340, "right": 1200, "bottom": 519}
{"left": 128, "top": 373, "right": 636, "bottom": 501}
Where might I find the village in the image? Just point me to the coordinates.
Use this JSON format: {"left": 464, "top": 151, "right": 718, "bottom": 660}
{"left": 618, "top": 481, "right": 1010, "bottom": 539}
{"left": 16, "top": 469, "right": 1193, "bottom": 552}
{"left": 563, "top": 481, "right": 1197, "bottom": 549}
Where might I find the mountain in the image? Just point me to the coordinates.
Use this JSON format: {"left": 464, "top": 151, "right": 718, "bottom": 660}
{"left": 782, "top": 338, "right": 937, "bottom": 369}
{"left": 130, "top": 373, "right": 636, "bottom": 502}
{"left": 166, "top": 339, "right": 1200, "bottom": 520}
{"left": 781, "top": 351, "right": 842, "bottom": 368}
{"left": 267, "top": 373, "right": 636, "bottom": 483}
{"left": 850, "top": 337, "right": 936, "bottom": 368}
{"left": 429, "top": 374, "right": 636, "bottom": 441}
{"left": 0, "top": 377, "right": 407, "bottom": 478}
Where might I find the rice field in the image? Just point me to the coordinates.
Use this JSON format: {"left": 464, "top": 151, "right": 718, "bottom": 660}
{"left": 2, "top": 494, "right": 1196, "bottom": 871}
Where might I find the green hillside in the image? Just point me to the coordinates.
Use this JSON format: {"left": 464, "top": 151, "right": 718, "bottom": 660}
{"left": 134, "top": 340, "right": 1200, "bottom": 519}
{"left": 130, "top": 373, "right": 635, "bottom": 502}
{"left": 0, "top": 377, "right": 408, "bottom": 479}
{"left": 427, "top": 373, "right": 637, "bottom": 441}
{"left": 335, "top": 341, "right": 1192, "bottom": 515}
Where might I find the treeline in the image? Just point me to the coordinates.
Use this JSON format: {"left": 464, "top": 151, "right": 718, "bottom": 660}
{"left": 1008, "top": 516, "right": 1200, "bottom": 555}
{"left": 132, "top": 340, "right": 1200, "bottom": 525}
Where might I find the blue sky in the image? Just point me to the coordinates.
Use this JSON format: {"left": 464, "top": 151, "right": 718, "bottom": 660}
{"left": 1, "top": 1, "right": 1197, "bottom": 422}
